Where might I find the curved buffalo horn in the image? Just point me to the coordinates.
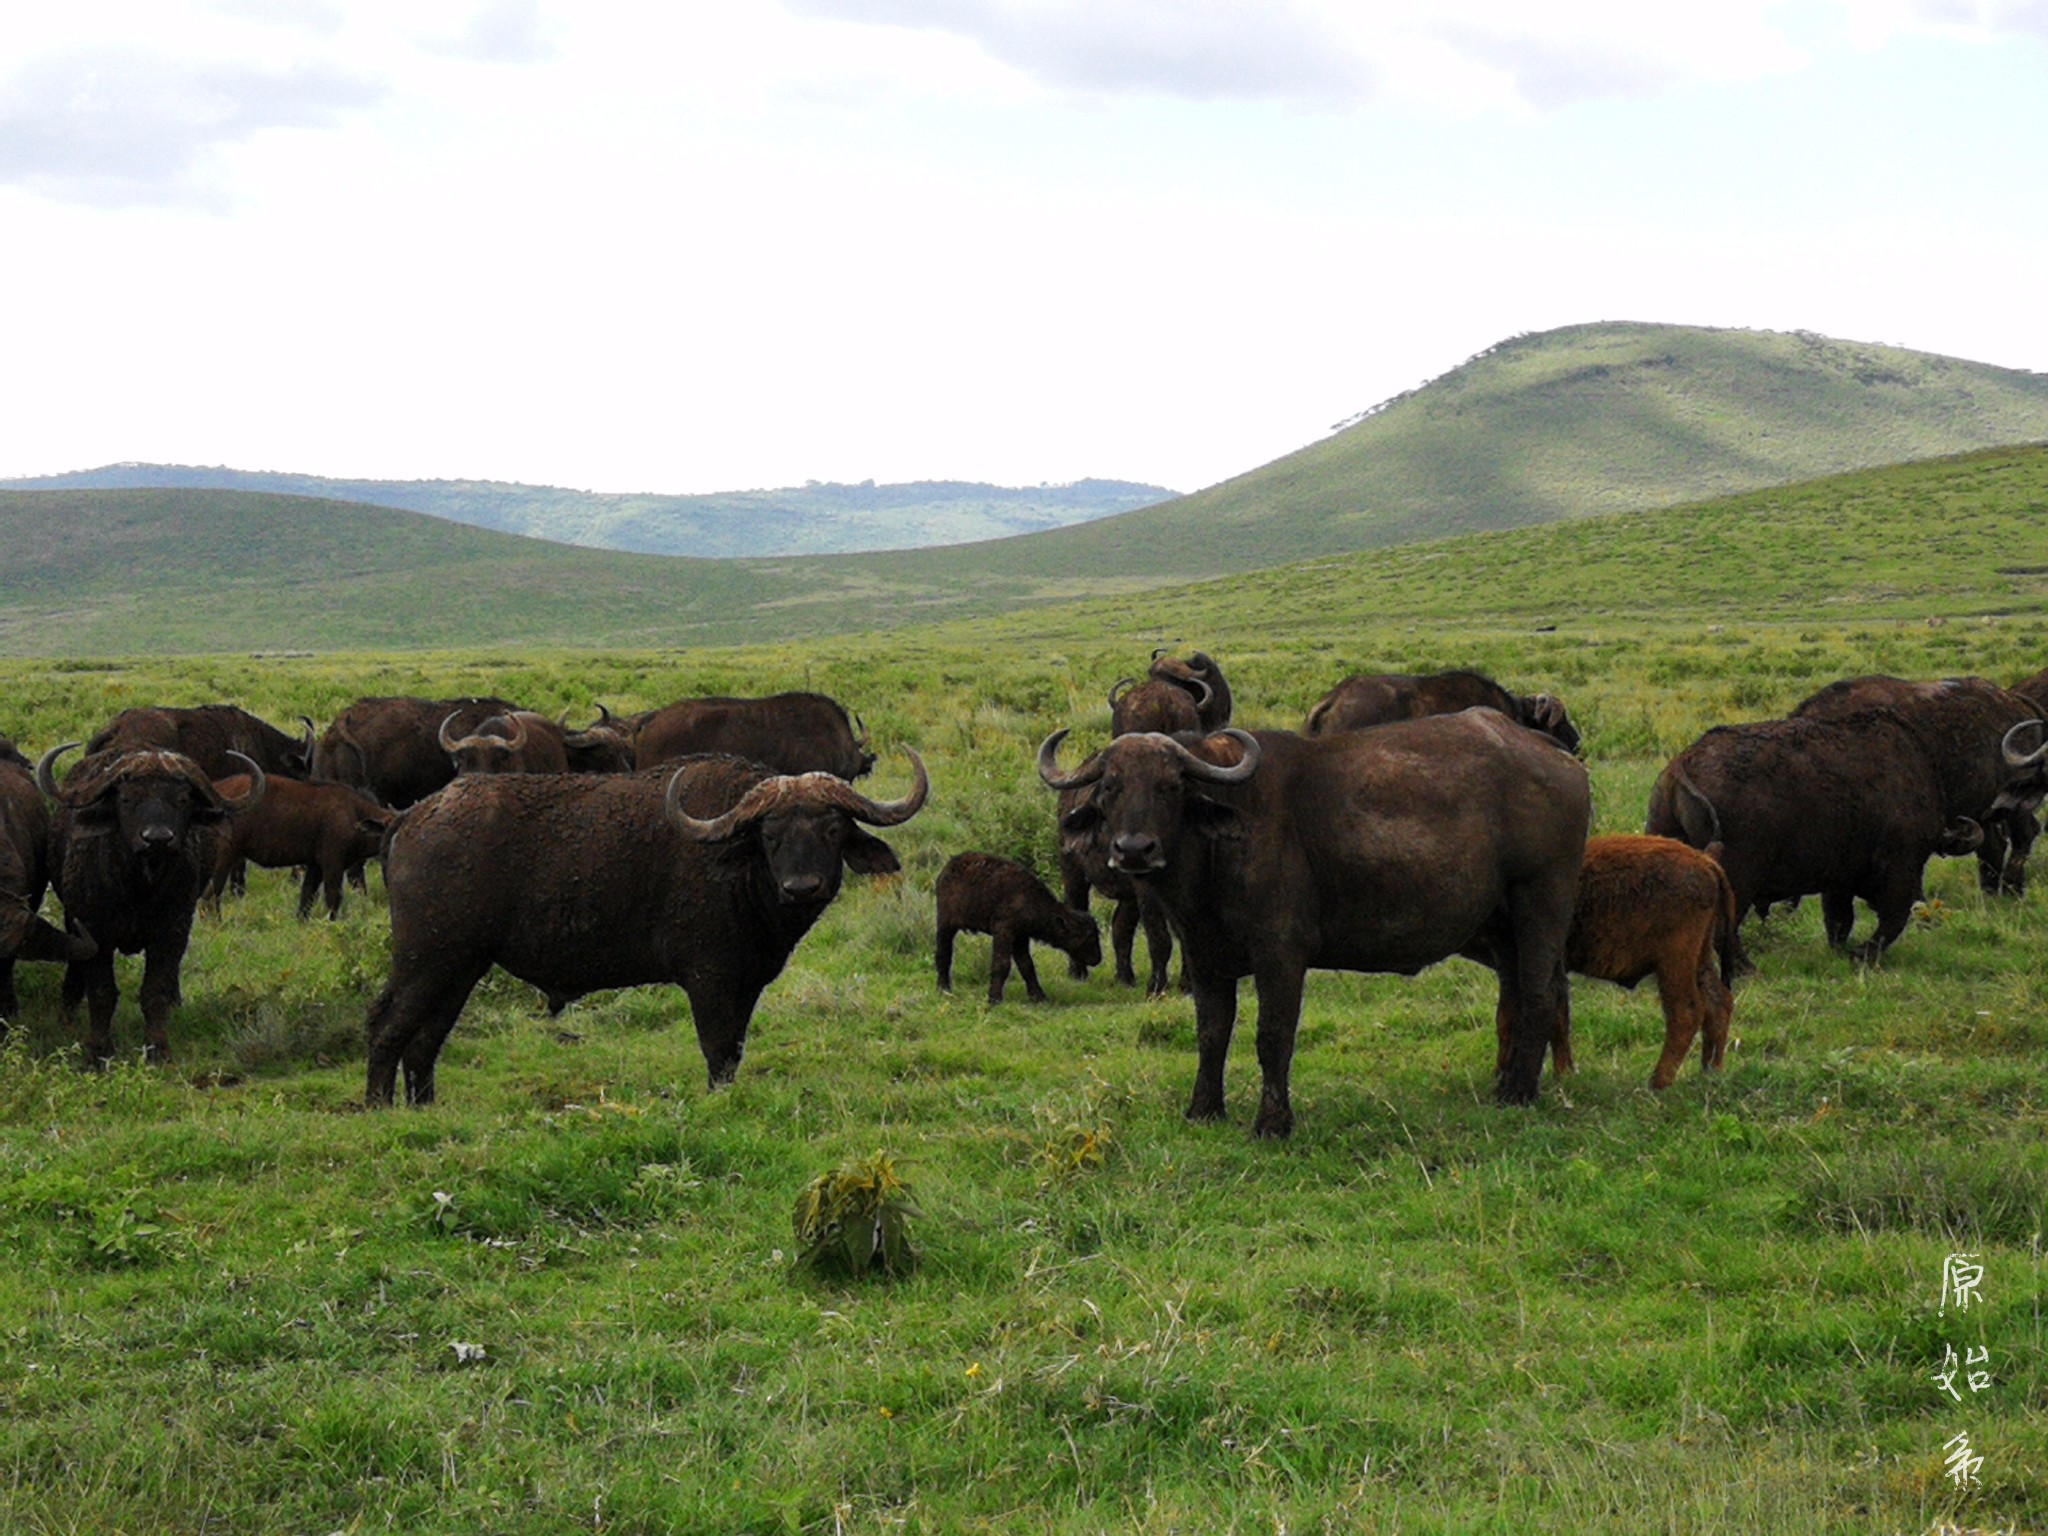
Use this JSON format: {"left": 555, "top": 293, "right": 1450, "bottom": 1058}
{"left": 556, "top": 707, "right": 574, "bottom": 730}
{"left": 298, "top": 716, "right": 317, "bottom": 757}
{"left": 36, "top": 741, "right": 81, "bottom": 801}
{"left": 853, "top": 712, "right": 869, "bottom": 746}
{"left": 1036, "top": 728, "right": 1105, "bottom": 792}
{"left": 595, "top": 702, "right": 614, "bottom": 727}
{"left": 1152, "top": 647, "right": 1170, "bottom": 662}
{"left": 1944, "top": 816, "right": 1986, "bottom": 854}
{"left": 1107, "top": 677, "right": 1139, "bottom": 711}
{"left": 335, "top": 718, "right": 369, "bottom": 785}
{"left": 2002, "top": 718, "right": 2048, "bottom": 768}
{"left": 500, "top": 712, "right": 529, "bottom": 753}
{"left": 820, "top": 746, "right": 928, "bottom": 826}
{"left": 438, "top": 711, "right": 465, "bottom": 755}
{"left": 1184, "top": 675, "right": 1213, "bottom": 712}
{"left": 216, "top": 751, "right": 268, "bottom": 813}
{"left": 1159, "top": 727, "right": 1261, "bottom": 784}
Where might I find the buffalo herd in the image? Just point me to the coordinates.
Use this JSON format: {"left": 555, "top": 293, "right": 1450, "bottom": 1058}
{"left": 0, "top": 658, "right": 2042, "bottom": 1136}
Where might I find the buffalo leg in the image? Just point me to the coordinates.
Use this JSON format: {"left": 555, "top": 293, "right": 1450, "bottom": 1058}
{"left": 0, "top": 958, "right": 14, "bottom": 1020}
{"left": 1138, "top": 894, "right": 1174, "bottom": 999}
{"left": 1821, "top": 890, "right": 1856, "bottom": 950}
{"left": 1012, "top": 941, "right": 1047, "bottom": 1004}
{"left": 934, "top": 925, "right": 957, "bottom": 992}
{"left": 71, "top": 952, "right": 120, "bottom": 1065}
{"left": 1698, "top": 961, "right": 1734, "bottom": 1074}
{"left": 1648, "top": 963, "right": 1705, "bottom": 1091}
{"left": 365, "top": 966, "right": 484, "bottom": 1108}
{"left": 1061, "top": 863, "right": 1092, "bottom": 979}
{"left": 347, "top": 864, "right": 369, "bottom": 895}
{"left": 987, "top": 932, "right": 1015, "bottom": 1003}
{"left": 321, "top": 862, "right": 347, "bottom": 920}
{"left": 1498, "top": 882, "right": 1573, "bottom": 1106}
{"left": 297, "top": 866, "right": 324, "bottom": 921}
{"left": 137, "top": 933, "right": 190, "bottom": 1063}
{"left": 1109, "top": 898, "right": 1139, "bottom": 986}
{"left": 1852, "top": 868, "right": 1921, "bottom": 965}
{"left": 1186, "top": 974, "right": 1240, "bottom": 1124}
{"left": 1250, "top": 966, "right": 1306, "bottom": 1139}
{"left": 685, "top": 980, "right": 764, "bottom": 1087}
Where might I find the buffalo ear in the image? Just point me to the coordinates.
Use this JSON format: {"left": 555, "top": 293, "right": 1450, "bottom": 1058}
{"left": 1184, "top": 794, "right": 1241, "bottom": 838}
{"left": 842, "top": 827, "right": 900, "bottom": 875}
{"left": 1059, "top": 803, "right": 1101, "bottom": 837}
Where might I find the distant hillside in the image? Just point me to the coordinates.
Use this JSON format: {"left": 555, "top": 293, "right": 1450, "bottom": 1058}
{"left": 881, "top": 322, "right": 2048, "bottom": 584}
{"left": 4, "top": 443, "right": 2048, "bottom": 655}
{"left": 0, "top": 465, "right": 1174, "bottom": 557}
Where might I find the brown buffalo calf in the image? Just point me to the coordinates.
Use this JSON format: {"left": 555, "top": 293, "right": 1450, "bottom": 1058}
{"left": 1546, "top": 834, "right": 1737, "bottom": 1090}
{"left": 935, "top": 852, "right": 1102, "bottom": 1003}
{"left": 205, "top": 774, "right": 397, "bottom": 920}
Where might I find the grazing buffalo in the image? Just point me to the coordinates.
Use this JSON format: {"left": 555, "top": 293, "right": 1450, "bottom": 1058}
{"left": 440, "top": 711, "right": 571, "bottom": 776}
{"left": 1563, "top": 835, "right": 1737, "bottom": 1091}
{"left": 934, "top": 852, "right": 1101, "bottom": 1003}
{"left": 1792, "top": 675, "right": 2048, "bottom": 894}
{"left": 363, "top": 750, "right": 928, "bottom": 1106}
{"left": 40, "top": 744, "right": 265, "bottom": 1062}
{"left": 558, "top": 705, "right": 637, "bottom": 774}
{"left": 314, "top": 696, "right": 521, "bottom": 807}
{"left": 1304, "top": 670, "right": 1582, "bottom": 755}
{"left": 1, "top": 757, "right": 96, "bottom": 1019}
{"left": 1148, "top": 650, "right": 1233, "bottom": 732}
{"left": 1645, "top": 709, "right": 1993, "bottom": 966}
{"left": 631, "top": 693, "right": 875, "bottom": 780}
{"left": 1040, "top": 714, "right": 1590, "bottom": 1134}
{"left": 1107, "top": 676, "right": 1205, "bottom": 738}
{"left": 89, "top": 705, "right": 313, "bottom": 780}
{"left": 203, "top": 774, "right": 397, "bottom": 920}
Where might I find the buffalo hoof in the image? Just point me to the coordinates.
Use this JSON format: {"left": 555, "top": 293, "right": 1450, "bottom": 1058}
{"left": 1250, "top": 1110, "right": 1293, "bottom": 1140}
{"left": 1114, "top": 969, "right": 1137, "bottom": 988}
{"left": 1849, "top": 941, "right": 1888, "bottom": 968}
{"left": 1184, "top": 1095, "right": 1227, "bottom": 1124}
{"left": 1067, "top": 961, "right": 1089, "bottom": 980}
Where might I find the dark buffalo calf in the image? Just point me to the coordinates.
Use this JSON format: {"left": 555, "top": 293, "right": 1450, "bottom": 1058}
{"left": 935, "top": 852, "right": 1102, "bottom": 1003}
{"left": 1554, "top": 835, "right": 1737, "bottom": 1091}
{"left": 204, "top": 774, "right": 397, "bottom": 919}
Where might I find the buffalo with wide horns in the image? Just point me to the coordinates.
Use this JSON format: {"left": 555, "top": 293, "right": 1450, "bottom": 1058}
{"left": 39, "top": 744, "right": 264, "bottom": 1061}
{"left": 363, "top": 749, "right": 927, "bottom": 1106}
{"left": 1041, "top": 713, "right": 1589, "bottom": 1134}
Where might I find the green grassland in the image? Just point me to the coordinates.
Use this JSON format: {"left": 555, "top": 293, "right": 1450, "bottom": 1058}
{"left": 3, "top": 468, "right": 2048, "bottom": 1531}
{"left": 6, "top": 437, "right": 2048, "bottom": 661}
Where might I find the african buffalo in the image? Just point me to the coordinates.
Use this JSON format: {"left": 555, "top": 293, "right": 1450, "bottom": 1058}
{"left": 40, "top": 744, "right": 265, "bottom": 1062}
{"left": 363, "top": 750, "right": 927, "bottom": 1106}
{"left": 1040, "top": 714, "right": 1590, "bottom": 1134}
{"left": 631, "top": 693, "right": 875, "bottom": 780}
{"left": 1107, "top": 676, "right": 1205, "bottom": 738}
{"left": 1645, "top": 709, "right": 1995, "bottom": 967}
{"left": 1058, "top": 786, "right": 1176, "bottom": 996}
{"left": 934, "top": 852, "right": 1101, "bottom": 1003}
{"left": 203, "top": 773, "right": 396, "bottom": 920}
{"left": 440, "top": 711, "right": 570, "bottom": 776}
{"left": 313, "top": 696, "right": 521, "bottom": 808}
{"left": 1, "top": 757, "right": 95, "bottom": 1019}
{"left": 89, "top": 705, "right": 313, "bottom": 780}
{"left": 1148, "top": 650, "right": 1233, "bottom": 732}
{"left": 1563, "top": 835, "right": 1737, "bottom": 1091}
{"left": 1304, "top": 670, "right": 1582, "bottom": 754}
{"left": 1792, "top": 675, "right": 2048, "bottom": 894}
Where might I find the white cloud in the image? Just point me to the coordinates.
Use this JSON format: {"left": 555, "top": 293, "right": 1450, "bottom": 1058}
{"left": 0, "top": 45, "right": 384, "bottom": 209}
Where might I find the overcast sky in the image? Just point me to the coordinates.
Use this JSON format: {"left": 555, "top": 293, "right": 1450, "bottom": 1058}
{"left": 4, "top": 0, "right": 2045, "bottom": 496}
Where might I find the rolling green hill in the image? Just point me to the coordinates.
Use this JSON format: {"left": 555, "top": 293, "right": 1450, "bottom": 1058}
{"left": 920, "top": 321, "right": 2048, "bottom": 582}
{"left": 4, "top": 441, "right": 2048, "bottom": 657}
{"left": 0, "top": 467, "right": 1174, "bottom": 557}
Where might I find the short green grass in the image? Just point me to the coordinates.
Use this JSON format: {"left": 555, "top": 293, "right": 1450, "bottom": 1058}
{"left": 2, "top": 603, "right": 2046, "bottom": 1532}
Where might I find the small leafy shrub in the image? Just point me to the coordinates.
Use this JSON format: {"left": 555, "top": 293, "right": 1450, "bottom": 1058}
{"left": 791, "top": 1151, "right": 921, "bottom": 1279}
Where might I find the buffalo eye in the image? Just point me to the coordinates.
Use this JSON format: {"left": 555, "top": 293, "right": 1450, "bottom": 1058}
{"left": 1060, "top": 804, "right": 1101, "bottom": 835}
